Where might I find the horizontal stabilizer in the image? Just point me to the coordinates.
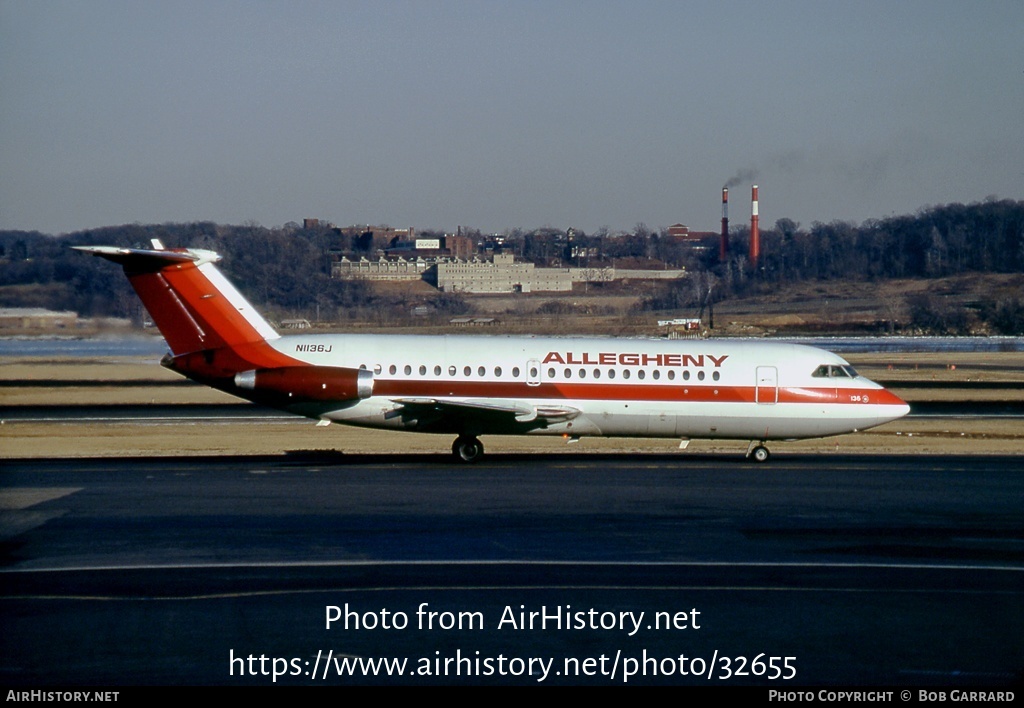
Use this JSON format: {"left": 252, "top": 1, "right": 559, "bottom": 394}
{"left": 72, "top": 245, "right": 220, "bottom": 271}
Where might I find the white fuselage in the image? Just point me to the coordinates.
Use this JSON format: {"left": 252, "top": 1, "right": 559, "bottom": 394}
{"left": 266, "top": 333, "right": 909, "bottom": 441}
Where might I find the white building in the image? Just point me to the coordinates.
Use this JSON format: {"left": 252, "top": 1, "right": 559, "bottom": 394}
{"left": 435, "top": 254, "right": 573, "bottom": 293}
{"left": 331, "top": 256, "right": 431, "bottom": 281}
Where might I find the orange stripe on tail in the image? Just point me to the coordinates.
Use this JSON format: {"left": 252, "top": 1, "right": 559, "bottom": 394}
{"left": 74, "top": 246, "right": 298, "bottom": 377}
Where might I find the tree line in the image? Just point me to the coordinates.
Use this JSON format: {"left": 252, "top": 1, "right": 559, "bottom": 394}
{"left": 0, "top": 222, "right": 381, "bottom": 324}
{"left": 635, "top": 199, "right": 1024, "bottom": 334}
{"left": 1, "top": 198, "right": 1021, "bottom": 333}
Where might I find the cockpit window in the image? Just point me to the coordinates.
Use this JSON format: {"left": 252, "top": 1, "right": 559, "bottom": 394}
{"left": 812, "top": 364, "right": 859, "bottom": 378}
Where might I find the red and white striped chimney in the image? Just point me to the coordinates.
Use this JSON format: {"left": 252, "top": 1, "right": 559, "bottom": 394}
{"left": 749, "top": 184, "right": 760, "bottom": 266}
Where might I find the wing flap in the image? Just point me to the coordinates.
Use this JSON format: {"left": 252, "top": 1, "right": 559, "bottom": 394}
{"left": 390, "top": 398, "right": 579, "bottom": 424}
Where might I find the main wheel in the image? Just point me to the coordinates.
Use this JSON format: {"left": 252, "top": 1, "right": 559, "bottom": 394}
{"left": 750, "top": 445, "right": 771, "bottom": 463}
{"left": 452, "top": 436, "right": 484, "bottom": 463}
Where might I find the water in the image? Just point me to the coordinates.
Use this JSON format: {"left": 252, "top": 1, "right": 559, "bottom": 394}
{"left": 0, "top": 335, "right": 169, "bottom": 358}
{"left": 770, "top": 336, "right": 1024, "bottom": 353}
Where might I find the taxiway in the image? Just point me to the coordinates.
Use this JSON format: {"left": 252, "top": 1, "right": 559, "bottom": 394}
{"left": 2, "top": 453, "right": 1022, "bottom": 685}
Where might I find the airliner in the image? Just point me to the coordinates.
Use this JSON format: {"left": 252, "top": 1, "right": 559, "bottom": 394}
{"left": 75, "top": 242, "right": 910, "bottom": 463}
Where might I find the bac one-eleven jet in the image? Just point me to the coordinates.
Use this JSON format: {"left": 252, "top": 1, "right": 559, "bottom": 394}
{"left": 76, "top": 242, "right": 909, "bottom": 463}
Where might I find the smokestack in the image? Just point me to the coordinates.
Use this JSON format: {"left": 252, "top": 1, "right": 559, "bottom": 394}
{"left": 720, "top": 187, "right": 729, "bottom": 261}
{"left": 750, "top": 184, "right": 760, "bottom": 266}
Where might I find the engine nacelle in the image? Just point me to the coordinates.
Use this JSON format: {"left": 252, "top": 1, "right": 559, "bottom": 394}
{"left": 234, "top": 366, "right": 373, "bottom": 402}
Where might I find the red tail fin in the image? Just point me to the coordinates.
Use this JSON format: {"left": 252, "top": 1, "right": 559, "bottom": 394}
{"left": 75, "top": 245, "right": 296, "bottom": 378}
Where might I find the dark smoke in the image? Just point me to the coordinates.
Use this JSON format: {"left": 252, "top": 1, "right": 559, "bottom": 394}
{"left": 724, "top": 168, "right": 759, "bottom": 188}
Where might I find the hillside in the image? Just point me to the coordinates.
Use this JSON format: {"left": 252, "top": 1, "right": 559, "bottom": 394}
{"left": 1, "top": 198, "right": 1022, "bottom": 335}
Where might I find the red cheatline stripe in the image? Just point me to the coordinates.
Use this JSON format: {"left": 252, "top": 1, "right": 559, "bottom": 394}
{"left": 373, "top": 379, "right": 907, "bottom": 406}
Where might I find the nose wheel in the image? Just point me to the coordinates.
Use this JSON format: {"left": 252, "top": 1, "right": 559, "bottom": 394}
{"left": 452, "top": 435, "right": 484, "bottom": 463}
{"left": 746, "top": 442, "right": 771, "bottom": 463}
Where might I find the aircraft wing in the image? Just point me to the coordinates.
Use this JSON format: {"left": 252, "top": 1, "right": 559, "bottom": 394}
{"left": 389, "top": 398, "right": 579, "bottom": 425}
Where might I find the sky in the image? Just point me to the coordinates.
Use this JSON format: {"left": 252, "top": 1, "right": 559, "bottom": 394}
{"left": 1, "top": 0, "right": 1021, "bottom": 236}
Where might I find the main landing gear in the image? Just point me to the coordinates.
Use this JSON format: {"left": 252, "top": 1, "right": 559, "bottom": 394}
{"left": 452, "top": 435, "right": 484, "bottom": 463}
{"left": 746, "top": 441, "right": 771, "bottom": 463}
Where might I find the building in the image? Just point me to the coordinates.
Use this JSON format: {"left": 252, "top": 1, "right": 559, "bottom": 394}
{"left": 336, "top": 225, "right": 415, "bottom": 246}
{"left": 331, "top": 256, "right": 432, "bottom": 281}
{"left": 668, "top": 224, "right": 717, "bottom": 242}
{"left": 384, "top": 233, "right": 478, "bottom": 260}
{"left": 436, "top": 254, "right": 573, "bottom": 293}
{"left": 334, "top": 253, "right": 685, "bottom": 290}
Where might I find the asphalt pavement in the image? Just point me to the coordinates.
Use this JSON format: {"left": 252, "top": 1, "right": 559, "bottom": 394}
{"left": 2, "top": 452, "right": 1022, "bottom": 686}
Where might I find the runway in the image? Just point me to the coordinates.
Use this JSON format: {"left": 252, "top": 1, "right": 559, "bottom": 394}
{"left": 2, "top": 453, "right": 1022, "bottom": 686}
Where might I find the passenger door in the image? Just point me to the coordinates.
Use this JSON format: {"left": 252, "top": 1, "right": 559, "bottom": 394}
{"left": 756, "top": 366, "right": 778, "bottom": 404}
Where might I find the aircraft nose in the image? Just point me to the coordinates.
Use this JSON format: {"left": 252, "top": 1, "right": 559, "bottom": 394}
{"left": 880, "top": 391, "right": 911, "bottom": 423}
{"left": 859, "top": 399, "right": 910, "bottom": 431}
{"left": 866, "top": 384, "right": 911, "bottom": 424}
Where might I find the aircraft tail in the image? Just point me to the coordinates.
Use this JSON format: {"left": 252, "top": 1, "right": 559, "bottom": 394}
{"left": 74, "top": 242, "right": 297, "bottom": 381}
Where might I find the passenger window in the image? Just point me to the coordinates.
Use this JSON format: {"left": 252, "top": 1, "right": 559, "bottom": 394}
{"left": 667, "top": 370, "right": 675, "bottom": 381}
{"left": 713, "top": 371, "right": 720, "bottom": 381}
{"left": 514, "top": 367, "right": 521, "bottom": 378}
{"left": 448, "top": 366, "right": 456, "bottom": 376}
{"left": 697, "top": 371, "right": 705, "bottom": 381}
{"left": 622, "top": 370, "right": 631, "bottom": 379}
{"left": 652, "top": 370, "right": 660, "bottom": 380}
{"left": 608, "top": 370, "right": 616, "bottom": 379}
{"left": 548, "top": 368, "right": 556, "bottom": 378}
{"left": 389, "top": 364, "right": 397, "bottom": 375}
{"left": 593, "top": 369, "right": 601, "bottom": 379}
{"left": 404, "top": 365, "right": 412, "bottom": 375}
{"left": 564, "top": 368, "right": 572, "bottom": 379}
{"left": 638, "top": 370, "right": 646, "bottom": 380}
{"left": 464, "top": 366, "right": 471, "bottom": 376}
{"left": 434, "top": 365, "right": 441, "bottom": 376}
{"left": 495, "top": 366, "right": 502, "bottom": 377}
{"left": 419, "top": 365, "right": 426, "bottom": 375}
{"left": 478, "top": 366, "right": 486, "bottom": 376}
{"left": 683, "top": 370, "right": 690, "bottom": 381}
